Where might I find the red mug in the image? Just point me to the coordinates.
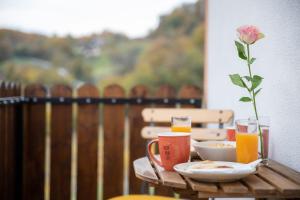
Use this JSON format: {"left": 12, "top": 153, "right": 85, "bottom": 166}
{"left": 147, "top": 132, "right": 190, "bottom": 171}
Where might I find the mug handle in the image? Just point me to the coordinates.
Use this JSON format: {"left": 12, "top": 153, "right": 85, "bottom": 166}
{"left": 147, "top": 139, "right": 163, "bottom": 167}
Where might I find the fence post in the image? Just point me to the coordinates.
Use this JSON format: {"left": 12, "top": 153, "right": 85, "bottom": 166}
{"left": 5, "top": 83, "right": 17, "bottom": 200}
{"left": 128, "top": 85, "right": 149, "bottom": 194}
{"left": 50, "top": 84, "right": 72, "bottom": 200}
{"left": 153, "top": 85, "right": 176, "bottom": 197}
{"left": 103, "top": 84, "right": 125, "bottom": 199}
{"left": 14, "top": 83, "right": 23, "bottom": 200}
{"left": 23, "top": 84, "right": 47, "bottom": 200}
{"left": 178, "top": 85, "right": 202, "bottom": 108}
{"left": 178, "top": 85, "right": 202, "bottom": 127}
{"left": 0, "top": 83, "right": 19, "bottom": 200}
{"left": 0, "top": 82, "right": 3, "bottom": 198}
{"left": 0, "top": 82, "right": 7, "bottom": 199}
{"left": 77, "top": 84, "right": 99, "bottom": 200}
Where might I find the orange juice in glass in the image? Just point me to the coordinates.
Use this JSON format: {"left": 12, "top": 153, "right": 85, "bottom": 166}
{"left": 236, "top": 119, "right": 258, "bottom": 163}
{"left": 171, "top": 116, "right": 191, "bottom": 133}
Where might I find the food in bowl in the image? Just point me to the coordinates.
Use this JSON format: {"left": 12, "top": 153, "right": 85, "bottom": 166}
{"left": 193, "top": 141, "right": 236, "bottom": 162}
{"left": 207, "top": 143, "right": 235, "bottom": 148}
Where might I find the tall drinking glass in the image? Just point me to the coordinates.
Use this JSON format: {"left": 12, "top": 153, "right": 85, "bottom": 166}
{"left": 236, "top": 119, "right": 259, "bottom": 163}
{"left": 249, "top": 116, "right": 270, "bottom": 160}
{"left": 171, "top": 116, "right": 191, "bottom": 133}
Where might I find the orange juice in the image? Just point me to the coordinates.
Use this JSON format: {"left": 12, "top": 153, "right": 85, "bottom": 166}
{"left": 171, "top": 126, "right": 191, "bottom": 133}
{"left": 236, "top": 133, "right": 258, "bottom": 163}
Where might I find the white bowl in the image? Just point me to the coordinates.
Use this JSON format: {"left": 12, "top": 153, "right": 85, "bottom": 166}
{"left": 193, "top": 141, "right": 236, "bottom": 162}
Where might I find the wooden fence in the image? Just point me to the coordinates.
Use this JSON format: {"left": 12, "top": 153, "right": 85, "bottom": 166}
{"left": 0, "top": 82, "right": 202, "bottom": 200}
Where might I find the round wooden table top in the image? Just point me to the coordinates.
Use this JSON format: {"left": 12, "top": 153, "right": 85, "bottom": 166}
{"left": 133, "top": 156, "right": 300, "bottom": 199}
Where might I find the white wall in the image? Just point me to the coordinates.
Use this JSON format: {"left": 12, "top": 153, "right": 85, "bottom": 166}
{"left": 206, "top": 0, "right": 300, "bottom": 171}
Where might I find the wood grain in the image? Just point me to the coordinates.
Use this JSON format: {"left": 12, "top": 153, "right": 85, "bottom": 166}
{"left": 133, "top": 156, "right": 300, "bottom": 199}
{"left": 258, "top": 166, "right": 300, "bottom": 195}
{"left": 242, "top": 174, "right": 276, "bottom": 195}
{"left": 178, "top": 85, "right": 202, "bottom": 109}
{"left": 50, "top": 84, "right": 72, "bottom": 200}
{"left": 155, "top": 85, "right": 176, "bottom": 99}
{"left": 267, "top": 159, "right": 300, "bottom": 185}
{"left": 153, "top": 85, "right": 177, "bottom": 197}
{"left": 178, "top": 85, "right": 203, "bottom": 130}
{"left": 103, "top": 84, "right": 125, "bottom": 199}
{"left": 128, "top": 85, "right": 149, "bottom": 194}
{"left": 5, "top": 83, "right": 17, "bottom": 200}
{"left": 141, "top": 126, "right": 226, "bottom": 140}
{"left": 133, "top": 157, "right": 159, "bottom": 184}
{"left": 0, "top": 83, "right": 4, "bottom": 199}
{"left": 0, "top": 82, "right": 8, "bottom": 200}
{"left": 219, "top": 181, "right": 248, "bottom": 193}
{"left": 184, "top": 177, "right": 218, "bottom": 193}
{"left": 13, "top": 83, "right": 23, "bottom": 200}
{"left": 142, "top": 108, "right": 234, "bottom": 124}
{"left": 77, "top": 84, "right": 99, "bottom": 200}
{"left": 23, "top": 84, "right": 47, "bottom": 200}
{"left": 197, "top": 191, "right": 300, "bottom": 198}
{"left": 152, "top": 155, "right": 186, "bottom": 189}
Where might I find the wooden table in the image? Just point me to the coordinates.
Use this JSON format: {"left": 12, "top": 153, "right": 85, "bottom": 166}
{"left": 133, "top": 156, "right": 300, "bottom": 199}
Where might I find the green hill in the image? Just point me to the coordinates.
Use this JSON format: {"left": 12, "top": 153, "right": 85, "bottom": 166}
{"left": 0, "top": 0, "right": 205, "bottom": 91}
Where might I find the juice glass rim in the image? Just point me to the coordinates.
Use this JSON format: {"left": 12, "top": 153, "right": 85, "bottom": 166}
{"left": 235, "top": 118, "right": 258, "bottom": 134}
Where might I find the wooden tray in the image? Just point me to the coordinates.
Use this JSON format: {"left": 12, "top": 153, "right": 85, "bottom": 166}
{"left": 133, "top": 156, "right": 300, "bottom": 198}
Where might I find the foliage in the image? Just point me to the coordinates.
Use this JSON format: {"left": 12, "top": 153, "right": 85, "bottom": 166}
{"left": 0, "top": 0, "right": 205, "bottom": 91}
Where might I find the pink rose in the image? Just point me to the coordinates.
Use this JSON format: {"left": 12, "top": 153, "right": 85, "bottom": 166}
{"left": 237, "top": 25, "right": 265, "bottom": 45}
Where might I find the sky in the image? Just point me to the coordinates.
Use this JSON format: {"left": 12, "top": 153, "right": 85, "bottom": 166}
{"left": 0, "top": 0, "right": 197, "bottom": 38}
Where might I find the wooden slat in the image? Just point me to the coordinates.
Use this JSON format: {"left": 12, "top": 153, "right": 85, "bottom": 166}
{"left": 142, "top": 108, "right": 233, "bottom": 124}
{"left": 184, "top": 177, "right": 218, "bottom": 193}
{"left": 178, "top": 85, "right": 202, "bottom": 130}
{"left": 198, "top": 192, "right": 300, "bottom": 199}
{"left": 219, "top": 181, "right": 248, "bottom": 193}
{"left": 141, "top": 126, "right": 226, "bottom": 140}
{"left": 152, "top": 155, "right": 186, "bottom": 189}
{"left": 103, "top": 84, "right": 125, "bottom": 199}
{"left": 13, "top": 83, "right": 23, "bottom": 200}
{"left": 77, "top": 84, "right": 99, "bottom": 200}
{"left": 0, "top": 82, "right": 8, "bottom": 200}
{"left": 50, "top": 84, "right": 72, "bottom": 200}
{"left": 242, "top": 174, "right": 276, "bottom": 195}
{"left": 23, "top": 84, "right": 47, "bottom": 200}
{"left": 128, "top": 85, "right": 149, "bottom": 194}
{"left": 197, "top": 191, "right": 293, "bottom": 198}
{"left": 178, "top": 85, "right": 203, "bottom": 106}
{"left": 267, "top": 159, "right": 300, "bottom": 185}
{"left": 153, "top": 85, "right": 177, "bottom": 197}
{"left": 0, "top": 82, "right": 4, "bottom": 199}
{"left": 133, "top": 157, "right": 159, "bottom": 184}
{"left": 156, "top": 85, "right": 176, "bottom": 99}
{"left": 5, "top": 83, "right": 17, "bottom": 200}
{"left": 257, "top": 166, "right": 300, "bottom": 195}
{"left": 3, "top": 82, "right": 15, "bottom": 200}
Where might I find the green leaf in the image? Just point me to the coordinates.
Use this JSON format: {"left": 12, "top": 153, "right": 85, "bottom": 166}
{"left": 254, "top": 88, "right": 262, "bottom": 97}
{"left": 250, "top": 57, "right": 256, "bottom": 64}
{"left": 229, "top": 74, "right": 246, "bottom": 88}
{"left": 251, "top": 75, "right": 263, "bottom": 91}
{"left": 243, "top": 76, "right": 251, "bottom": 81}
{"left": 239, "top": 97, "right": 252, "bottom": 102}
{"left": 235, "top": 41, "right": 247, "bottom": 60}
